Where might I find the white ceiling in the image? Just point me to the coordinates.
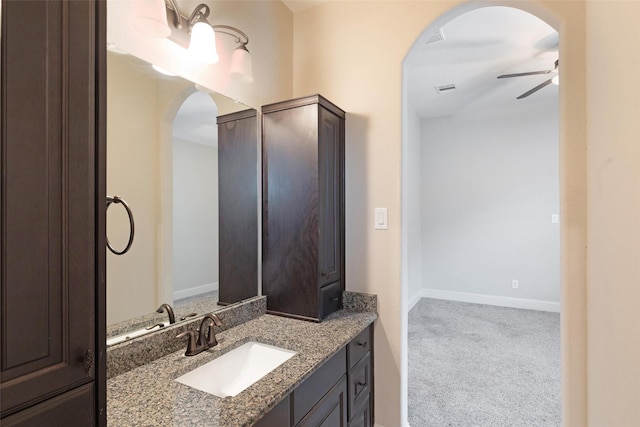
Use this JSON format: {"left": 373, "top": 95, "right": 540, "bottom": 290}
{"left": 406, "top": 6, "right": 558, "bottom": 119}
{"left": 281, "top": 0, "right": 327, "bottom": 13}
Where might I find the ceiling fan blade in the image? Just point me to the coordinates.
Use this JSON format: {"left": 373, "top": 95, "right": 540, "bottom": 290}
{"left": 516, "top": 78, "right": 554, "bottom": 99}
{"left": 497, "top": 69, "right": 552, "bottom": 79}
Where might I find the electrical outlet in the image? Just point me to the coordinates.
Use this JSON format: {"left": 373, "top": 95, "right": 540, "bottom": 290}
{"left": 512, "top": 280, "right": 519, "bottom": 289}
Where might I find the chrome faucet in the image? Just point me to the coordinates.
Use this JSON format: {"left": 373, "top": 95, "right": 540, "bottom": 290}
{"left": 176, "top": 313, "right": 224, "bottom": 357}
{"left": 156, "top": 303, "right": 176, "bottom": 324}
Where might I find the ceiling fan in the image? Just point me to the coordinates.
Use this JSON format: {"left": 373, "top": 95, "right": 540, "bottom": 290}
{"left": 497, "top": 59, "right": 559, "bottom": 99}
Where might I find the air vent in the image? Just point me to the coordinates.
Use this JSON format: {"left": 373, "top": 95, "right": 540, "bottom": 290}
{"left": 435, "top": 84, "right": 457, "bottom": 94}
{"left": 425, "top": 28, "right": 445, "bottom": 44}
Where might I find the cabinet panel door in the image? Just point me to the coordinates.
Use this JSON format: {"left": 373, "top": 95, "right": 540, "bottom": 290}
{"left": 318, "top": 107, "right": 343, "bottom": 287}
{"left": 1, "top": 0, "right": 98, "bottom": 417}
{"left": 218, "top": 111, "right": 258, "bottom": 305}
{"left": 262, "top": 104, "right": 320, "bottom": 319}
{"left": 293, "top": 346, "right": 346, "bottom": 425}
{"left": 297, "top": 375, "right": 347, "bottom": 427}
{"left": 348, "top": 397, "right": 371, "bottom": 427}
{"left": 254, "top": 395, "right": 291, "bottom": 427}
{"left": 348, "top": 353, "right": 371, "bottom": 420}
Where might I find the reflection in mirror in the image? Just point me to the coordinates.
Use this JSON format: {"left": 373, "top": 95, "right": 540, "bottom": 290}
{"left": 106, "top": 51, "right": 254, "bottom": 344}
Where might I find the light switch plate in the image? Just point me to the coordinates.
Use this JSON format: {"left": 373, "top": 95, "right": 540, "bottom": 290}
{"left": 374, "top": 208, "right": 388, "bottom": 230}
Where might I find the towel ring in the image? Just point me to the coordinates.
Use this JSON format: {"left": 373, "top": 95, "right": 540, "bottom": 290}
{"left": 106, "top": 195, "right": 135, "bottom": 255}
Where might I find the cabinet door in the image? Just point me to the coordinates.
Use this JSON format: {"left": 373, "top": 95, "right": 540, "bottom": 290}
{"left": 218, "top": 110, "right": 258, "bottom": 305}
{"left": 348, "top": 397, "right": 371, "bottom": 427}
{"left": 297, "top": 375, "right": 348, "bottom": 427}
{"left": 348, "top": 353, "right": 371, "bottom": 420}
{"left": 318, "top": 107, "right": 343, "bottom": 287}
{"left": 254, "top": 395, "right": 291, "bottom": 427}
{"left": 0, "top": 0, "right": 100, "bottom": 419}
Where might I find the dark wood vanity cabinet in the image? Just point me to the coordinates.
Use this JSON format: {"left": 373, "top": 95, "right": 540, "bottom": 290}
{"left": 347, "top": 329, "right": 373, "bottom": 427}
{"left": 262, "top": 95, "right": 345, "bottom": 321}
{"left": 1, "top": 0, "right": 105, "bottom": 425}
{"left": 217, "top": 109, "right": 259, "bottom": 305}
{"left": 255, "top": 325, "right": 374, "bottom": 427}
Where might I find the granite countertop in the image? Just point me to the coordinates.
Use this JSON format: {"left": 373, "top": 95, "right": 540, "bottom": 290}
{"left": 107, "top": 309, "right": 377, "bottom": 426}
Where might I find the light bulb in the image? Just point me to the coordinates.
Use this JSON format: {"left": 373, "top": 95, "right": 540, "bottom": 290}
{"left": 188, "top": 21, "right": 218, "bottom": 64}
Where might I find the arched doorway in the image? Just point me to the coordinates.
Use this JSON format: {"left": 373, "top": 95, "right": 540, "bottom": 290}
{"left": 401, "top": 5, "right": 561, "bottom": 425}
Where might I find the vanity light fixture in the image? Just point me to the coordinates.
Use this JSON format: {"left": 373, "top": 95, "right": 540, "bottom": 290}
{"left": 137, "top": 0, "right": 254, "bottom": 83}
{"left": 132, "top": 0, "right": 172, "bottom": 38}
{"left": 184, "top": 4, "right": 219, "bottom": 64}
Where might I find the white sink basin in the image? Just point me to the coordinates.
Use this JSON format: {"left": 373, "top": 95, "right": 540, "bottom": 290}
{"left": 175, "top": 341, "right": 296, "bottom": 398}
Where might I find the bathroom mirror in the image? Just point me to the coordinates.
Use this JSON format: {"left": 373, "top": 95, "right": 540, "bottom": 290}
{"left": 106, "top": 50, "right": 258, "bottom": 344}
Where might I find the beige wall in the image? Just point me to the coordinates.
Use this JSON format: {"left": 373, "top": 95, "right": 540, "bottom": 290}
{"left": 293, "top": 1, "right": 589, "bottom": 425}
{"left": 586, "top": 1, "right": 640, "bottom": 425}
{"left": 107, "top": 53, "right": 164, "bottom": 325}
{"left": 107, "top": 53, "right": 195, "bottom": 325}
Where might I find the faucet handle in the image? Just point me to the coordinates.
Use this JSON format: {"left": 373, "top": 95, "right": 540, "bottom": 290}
{"left": 180, "top": 312, "right": 198, "bottom": 321}
{"left": 176, "top": 330, "right": 198, "bottom": 356}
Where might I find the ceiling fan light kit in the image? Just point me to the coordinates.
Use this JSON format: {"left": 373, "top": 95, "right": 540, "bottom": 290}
{"left": 498, "top": 59, "right": 559, "bottom": 99}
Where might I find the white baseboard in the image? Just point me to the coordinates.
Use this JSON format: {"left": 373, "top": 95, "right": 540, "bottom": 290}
{"left": 173, "top": 282, "right": 218, "bottom": 300}
{"left": 373, "top": 423, "right": 409, "bottom": 427}
{"left": 418, "top": 288, "right": 560, "bottom": 312}
{"left": 408, "top": 290, "right": 424, "bottom": 312}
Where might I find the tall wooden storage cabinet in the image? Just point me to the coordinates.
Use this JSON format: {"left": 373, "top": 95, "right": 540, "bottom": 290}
{"left": 217, "top": 109, "right": 259, "bottom": 305}
{"left": 0, "top": 0, "right": 105, "bottom": 425}
{"left": 262, "top": 95, "right": 345, "bottom": 321}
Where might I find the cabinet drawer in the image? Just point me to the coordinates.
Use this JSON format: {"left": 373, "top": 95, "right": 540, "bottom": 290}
{"left": 293, "top": 346, "right": 346, "bottom": 424}
{"left": 1, "top": 383, "right": 95, "bottom": 427}
{"left": 348, "top": 327, "right": 370, "bottom": 369}
{"left": 320, "top": 281, "right": 342, "bottom": 319}
{"left": 348, "top": 353, "right": 371, "bottom": 420}
{"left": 348, "top": 396, "right": 371, "bottom": 427}
{"left": 297, "top": 375, "right": 347, "bottom": 427}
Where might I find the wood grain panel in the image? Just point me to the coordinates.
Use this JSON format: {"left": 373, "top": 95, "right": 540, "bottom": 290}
{"left": 297, "top": 375, "right": 348, "bottom": 427}
{"left": 1, "top": 0, "right": 99, "bottom": 418}
{"left": 2, "top": 0, "right": 63, "bottom": 371}
{"left": 318, "top": 107, "right": 342, "bottom": 287}
{"left": 262, "top": 95, "right": 345, "bottom": 321}
{"left": 263, "top": 104, "right": 320, "bottom": 319}
{"left": 1, "top": 383, "right": 95, "bottom": 427}
{"left": 217, "top": 110, "right": 258, "bottom": 305}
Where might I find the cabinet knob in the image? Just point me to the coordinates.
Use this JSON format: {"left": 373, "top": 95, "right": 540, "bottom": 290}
{"left": 82, "top": 349, "right": 95, "bottom": 375}
{"left": 356, "top": 341, "right": 367, "bottom": 347}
